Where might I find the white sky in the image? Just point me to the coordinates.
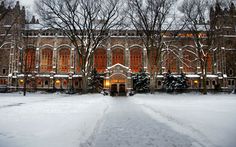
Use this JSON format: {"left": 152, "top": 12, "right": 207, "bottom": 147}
{"left": 18, "top": 0, "right": 36, "bottom": 19}
{"left": 19, "top": 0, "right": 35, "bottom": 8}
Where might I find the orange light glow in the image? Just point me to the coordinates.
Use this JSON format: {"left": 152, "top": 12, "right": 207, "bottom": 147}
{"left": 55, "top": 80, "right": 60, "bottom": 84}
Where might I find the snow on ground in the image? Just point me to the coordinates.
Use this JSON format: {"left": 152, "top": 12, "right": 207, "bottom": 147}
{"left": 132, "top": 93, "right": 236, "bottom": 147}
{"left": 0, "top": 92, "right": 235, "bottom": 147}
{"left": 90, "top": 98, "right": 197, "bottom": 147}
{"left": 0, "top": 92, "right": 109, "bottom": 147}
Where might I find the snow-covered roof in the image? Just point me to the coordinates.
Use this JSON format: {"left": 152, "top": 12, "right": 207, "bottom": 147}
{"left": 72, "top": 75, "right": 83, "bottom": 78}
{"left": 157, "top": 75, "right": 164, "bottom": 78}
{"left": 25, "top": 23, "right": 210, "bottom": 32}
{"left": 223, "top": 35, "right": 236, "bottom": 38}
{"left": 54, "top": 75, "right": 69, "bottom": 78}
{"left": 25, "top": 24, "right": 44, "bottom": 30}
{"left": 16, "top": 74, "right": 24, "bottom": 77}
{"left": 206, "top": 75, "right": 218, "bottom": 78}
{"left": 186, "top": 75, "right": 200, "bottom": 78}
{"left": 107, "top": 63, "right": 129, "bottom": 70}
{"left": 36, "top": 74, "right": 50, "bottom": 78}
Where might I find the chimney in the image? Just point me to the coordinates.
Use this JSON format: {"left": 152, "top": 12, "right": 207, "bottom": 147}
{"left": 31, "top": 16, "right": 36, "bottom": 24}
{"left": 1, "top": 1, "right": 4, "bottom": 7}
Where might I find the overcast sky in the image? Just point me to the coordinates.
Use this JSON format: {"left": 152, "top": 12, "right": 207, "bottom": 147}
{"left": 18, "top": 0, "right": 35, "bottom": 13}
{"left": 19, "top": 0, "right": 34, "bottom": 8}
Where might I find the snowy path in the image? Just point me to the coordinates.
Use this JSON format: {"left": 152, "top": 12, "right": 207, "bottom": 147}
{"left": 85, "top": 97, "right": 201, "bottom": 147}
{"left": 0, "top": 93, "right": 236, "bottom": 147}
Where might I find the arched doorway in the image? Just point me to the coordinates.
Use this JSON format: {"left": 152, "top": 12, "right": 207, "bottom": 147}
{"left": 110, "top": 73, "right": 127, "bottom": 96}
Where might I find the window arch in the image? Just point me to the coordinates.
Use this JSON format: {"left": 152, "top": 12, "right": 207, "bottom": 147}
{"left": 130, "top": 48, "right": 143, "bottom": 72}
{"left": 183, "top": 48, "right": 197, "bottom": 73}
{"left": 148, "top": 49, "right": 158, "bottom": 72}
{"left": 58, "top": 48, "right": 70, "bottom": 73}
{"left": 75, "top": 51, "right": 82, "bottom": 73}
{"left": 206, "top": 54, "right": 213, "bottom": 73}
{"left": 25, "top": 49, "right": 36, "bottom": 72}
{"left": 163, "top": 50, "right": 178, "bottom": 73}
{"left": 40, "top": 48, "right": 53, "bottom": 72}
{"left": 112, "top": 48, "right": 124, "bottom": 65}
{"left": 94, "top": 48, "right": 107, "bottom": 73}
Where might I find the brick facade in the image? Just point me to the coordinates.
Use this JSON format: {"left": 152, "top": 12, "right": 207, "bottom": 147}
{"left": 0, "top": 1, "right": 235, "bottom": 92}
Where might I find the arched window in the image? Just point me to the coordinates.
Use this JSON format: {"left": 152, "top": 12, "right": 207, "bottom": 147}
{"left": 112, "top": 48, "right": 124, "bottom": 65}
{"left": 130, "top": 48, "right": 143, "bottom": 72}
{"left": 40, "top": 48, "right": 53, "bottom": 72}
{"left": 149, "top": 49, "right": 158, "bottom": 72}
{"left": 183, "top": 49, "right": 197, "bottom": 73}
{"left": 165, "top": 51, "right": 178, "bottom": 73}
{"left": 58, "top": 48, "right": 70, "bottom": 73}
{"left": 206, "top": 54, "right": 213, "bottom": 72}
{"left": 94, "top": 48, "right": 107, "bottom": 73}
{"left": 25, "top": 49, "right": 36, "bottom": 72}
{"left": 75, "top": 51, "right": 82, "bottom": 73}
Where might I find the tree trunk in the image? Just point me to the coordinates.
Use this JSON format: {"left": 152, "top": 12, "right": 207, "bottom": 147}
{"left": 81, "top": 75, "right": 88, "bottom": 94}
{"left": 202, "top": 74, "right": 207, "bottom": 95}
{"left": 23, "top": 76, "right": 27, "bottom": 96}
{"left": 150, "top": 74, "right": 156, "bottom": 94}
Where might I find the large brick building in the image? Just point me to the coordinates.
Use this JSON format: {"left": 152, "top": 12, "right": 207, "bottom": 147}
{"left": 0, "top": 1, "right": 235, "bottom": 92}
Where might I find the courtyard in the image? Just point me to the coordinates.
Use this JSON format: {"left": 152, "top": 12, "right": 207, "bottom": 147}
{"left": 0, "top": 93, "right": 235, "bottom": 147}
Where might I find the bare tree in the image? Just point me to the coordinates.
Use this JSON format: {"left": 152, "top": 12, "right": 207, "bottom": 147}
{"left": 36, "top": 0, "right": 124, "bottom": 93}
{"left": 178, "top": 0, "right": 231, "bottom": 94}
{"left": 128, "top": 0, "right": 177, "bottom": 93}
{"left": 0, "top": 0, "right": 24, "bottom": 47}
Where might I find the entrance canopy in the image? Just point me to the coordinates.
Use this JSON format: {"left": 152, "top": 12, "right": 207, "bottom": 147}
{"left": 104, "top": 64, "right": 132, "bottom": 92}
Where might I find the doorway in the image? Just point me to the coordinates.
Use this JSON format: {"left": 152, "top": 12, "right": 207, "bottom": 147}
{"left": 111, "top": 84, "right": 118, "bottom": 96}
{"left": 119, "top": 84, "right": 126, "bottom": 96}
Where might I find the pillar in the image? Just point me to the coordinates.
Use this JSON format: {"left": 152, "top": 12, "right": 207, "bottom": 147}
{"left": 143, "top": 46, "right": 148, "bottom": 71}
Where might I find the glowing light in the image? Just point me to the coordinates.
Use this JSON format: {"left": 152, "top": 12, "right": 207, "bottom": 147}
{"left": 19, "top": 79, "right": 24, "bottom": 83}
{"left": 55, "top": 80, "right": 60, "bottom": 84}
{"left": 194, "top": 80, "right": 198, "bottom": 84}
{"left": 104, "top": 80, "right": 110, "bottom": 88}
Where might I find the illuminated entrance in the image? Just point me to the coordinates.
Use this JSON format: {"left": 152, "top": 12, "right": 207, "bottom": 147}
{"left": 104, "top": 63, "right": 132, "bottom": 96}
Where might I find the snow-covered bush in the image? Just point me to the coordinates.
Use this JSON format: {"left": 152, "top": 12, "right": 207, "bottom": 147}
{"left": 133, "top": 69, "right": 150, "bottom": 93}
{"left": 162, "top": 71, "right": 189, "bottom": 93}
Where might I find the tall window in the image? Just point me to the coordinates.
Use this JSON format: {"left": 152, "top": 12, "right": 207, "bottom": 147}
{"left": 94, "top": 48, "right": 107, "bottom": 73}
{"left": 25, "top": 49, "right": 36, "bottom": 72}
{"left": 207, "top": 54, "right": 212, "bottom": 72}
{"left": 112, "top": 48, "right": 124, "bottom": 65}
{"left": 58, "top": 48, "right": 70, "bottom": 73}
{"left": 166, "top": 52, "right": 178, "bottom": 73}
{"left": 183, "top": 49, "right": 197, "bottom": 73}
{"left": 130, "top": 48, "right": 143, "bottom": 72}
{"left": 40, "top": 49, "right": 53, "bottom": 72}
{"left": 75, "top": 52, "right": 82, "bottom": 73}
{"left": 149, "top": 49, "right": 158, "bottom": 72}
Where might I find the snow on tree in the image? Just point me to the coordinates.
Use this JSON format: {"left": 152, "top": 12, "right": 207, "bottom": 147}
{"left": 178, "top": 0, "right": 231, "bottom": 94}
{"left": 36, "top": 0, "right": 124, "bottom": 93}
{"left": 133, "top": 69, "right": 150, "bottom": 93}
{"left": 162, "top": 70, "right": 189, "bottom": 93}
{"left": 89, "top": 68, "right": 103, "bottom": 93}
{"left": 128, "top": 0, "right": 177, "bottom": 93}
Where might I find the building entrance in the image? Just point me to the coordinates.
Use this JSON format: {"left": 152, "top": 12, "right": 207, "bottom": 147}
{"left": 110, "top": 83, "right": 126, "bottom": 96}
{"left": 104, "top": 64, "right": 133, "bottom": 96}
